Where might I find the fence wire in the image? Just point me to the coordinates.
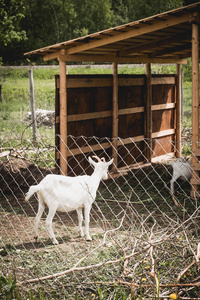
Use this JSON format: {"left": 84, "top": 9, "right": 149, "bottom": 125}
{"left": 0, "top": 135, "right": 200, "bottom": 299}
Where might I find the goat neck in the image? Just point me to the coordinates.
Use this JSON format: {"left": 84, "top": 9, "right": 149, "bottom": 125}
{"left": 90, "top": 166, "right": 104, "bottom": 191}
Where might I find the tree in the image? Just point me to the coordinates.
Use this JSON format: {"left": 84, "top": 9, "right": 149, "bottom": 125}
{"left": 126, "top": 0, "right": 183, "bottom": 21}
{"left": 0, "top": 0, "right": 26, "bottom": 46}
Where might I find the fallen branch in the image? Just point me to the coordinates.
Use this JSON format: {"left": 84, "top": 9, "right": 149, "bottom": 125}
{"left": 84, "top": 280, "right": 200, "bottom": 288}
{"left": 176, "top": 243, "right": 200, "bottom": 282}
{"left": 149, "top": 223, "right": 159, "bottom": 295}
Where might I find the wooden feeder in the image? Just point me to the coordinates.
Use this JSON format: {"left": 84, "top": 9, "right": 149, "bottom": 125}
{"left": 25, "top": 2, "right": 200, "bottom": 197}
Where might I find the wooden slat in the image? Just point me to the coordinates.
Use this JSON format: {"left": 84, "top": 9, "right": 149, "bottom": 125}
{"left": 65, "top": 14, "right": 192, "bottom": 55}
{"left": 192, "top": 148, "right": 200, "bottom": 156}
{"left": 151, "top": 152, "right": 175, "bottom": 163}
{"left": 151, "top": 76, "right": 175, "bottom": 85}
{"left": 112, "top": 62, "right": 118, "bottom": 172}
{"left": 191, "top": 163, "right": 200, "bottom": 171}
{"left": 151, "top": 103, "right": 175, "bottom": 111}
{"left": 65, "top": 135, "right": 145, "bottom": 157}
{"left": 63, "top": 107, "right": 144, "bottom": 123}
{"left": 56, "top": 77, "right": 146, "bottom": 88}
{"left": 109, "top": 161, "right": 147, "bottom": 179}
{"left": 56, "top": 76, "right": 175, "bottom": 89}
{"left": 152, "top": 129, "right": 175, "bottom": 138}
{"left": 191, "top": 13, "right": 199, "bottom": 198}
{"left": 190, "top": 177, "right": 200, "bottom": 185}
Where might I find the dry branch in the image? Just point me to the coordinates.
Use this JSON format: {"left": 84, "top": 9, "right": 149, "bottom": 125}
{"left": 176, "top": 243, "right": 200, "bottom": 282}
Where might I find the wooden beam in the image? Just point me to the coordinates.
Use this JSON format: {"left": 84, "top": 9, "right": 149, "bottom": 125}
{"left": 150, "top": 43, "right": 191, "bottom": 58}
{"left": 59, "top": 53, "right": 187, "bottom": 64}
{"left": 176, "top": 64, "right": 182, "bottom": 158}
{"left": 59, "top": 50, "right": 68, "bottom": 175}
{"left": 191, "top": 13, "right": 199, "bottom": 198}
{"left": 57, "top": 103, "right": 174, "bottom": 124}
{"left": 151, "top": 103, "right": 175, "bottom": 111}
{"left": 112, "top": 62, "right": 118, "bottom": 172}
{"left": 152, "top": 129, "right": 175, "bottom": 138}
{"left": 65, "top": 14, "right": 192, "bottom": 55}
{"left": 145, "top": 63, "right": 152, "bottom": 162}
{"left": 43, "top": 51, "right": 60, "bottom": 61}
{"left": 56, "top": 76, "right": 175, "bottom": 89}
{"left": 65, "top": 107, "right": 144, "bottom": 122}
{"left": 65, "top": 136, "right": 145, "bottom": 157}
{"left": 119, "top": 34, "right": 191, "bottom": 56}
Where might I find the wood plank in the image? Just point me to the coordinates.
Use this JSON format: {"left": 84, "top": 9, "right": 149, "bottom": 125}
{"left": 151, "top": 103, "right": 175, "bottom": 111}
{"left": 56, "top": 77, "right": 146, "bottom": 88}
{"left": 118, "top": 136, "right": 145, "bottom": 144}
{"left": 64, "top": 135, "right": 145, "bottom": 157}
{"left": 59, "top": 53, "right": 187, "bottom": 64}
{"left": 151, "top": 77, "right": 175, "bottom": 85}
{"left": 176, "top": 64, "right": 182, "bottom": 157}
{"left": 66, "top": 107, "right": 144, "bottom": 122}
{"left": 119, "top": 34, "right": 191, "bottom": 56}
{"left": 145, "top": 63, "right": 152, "bottom": 162}
{"left": 112, "top": 62, "right": 118, "bottom": 172}
{"left": 192, "top": 148, "right": 200, "bottom": 156}
{"left": 151, "top": 152, "right": 175, "bottom": 163}
{"left": 59, "top": 52, "right": 68, "bottom": 175}
{"left": 152, "top": 128, "right": 175, "bottom": 138}
{"left": 109, "top": 161, "right": 146, "bottom": 179}
{"left": 191, "top": 13, "right": 199, "bottom": 198}
{"left": 190, "top": 177, "right": 200, "bottom": 184}
{"left": 119, "top": 107, "right": 144, "bottom": 115}
{"left": 191, "top": 163, "right": 200, "bottom": 171}
{"left": 56, "top": 76, "right": 175, "bottom": 89}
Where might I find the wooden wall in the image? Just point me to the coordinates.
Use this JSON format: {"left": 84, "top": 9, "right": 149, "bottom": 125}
{"left": 55, "top": 74, "right": 176, "bottom": 175}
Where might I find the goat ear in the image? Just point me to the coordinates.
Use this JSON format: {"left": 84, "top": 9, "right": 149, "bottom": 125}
{"left": 106, "top": 158, "right": 114, "bottom": 166}
{"left": 88, "top": 156, "right": 96, "bottom": 167}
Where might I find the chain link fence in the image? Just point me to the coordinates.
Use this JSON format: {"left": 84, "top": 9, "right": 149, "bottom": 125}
{"left": 0, "top": 133, "right": 200, "bottom": 299}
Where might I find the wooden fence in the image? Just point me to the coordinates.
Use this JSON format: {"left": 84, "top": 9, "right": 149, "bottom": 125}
{"left": 55, "top": 74, "right": 177, "bottom": 175}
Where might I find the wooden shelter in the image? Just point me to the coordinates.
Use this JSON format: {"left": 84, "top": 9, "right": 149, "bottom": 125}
{"left": 25, "top": 2, "right": 200, "bottom": 197}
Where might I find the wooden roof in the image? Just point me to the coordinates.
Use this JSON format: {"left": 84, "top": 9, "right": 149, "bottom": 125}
{"left": 24, "top": 2, "right": 200, "bottom": 64}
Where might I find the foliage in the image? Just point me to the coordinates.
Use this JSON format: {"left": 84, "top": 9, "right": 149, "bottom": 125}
{"left": 0, "top": 274, "right": 17, "bottom": 300}
{"left": 0, "top": 0, "right": 188, "bottom": 64}
{"left": 0, "top": 0, "right": 27, "bottom": 47}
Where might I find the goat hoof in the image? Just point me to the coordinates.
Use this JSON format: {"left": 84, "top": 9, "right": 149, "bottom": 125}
{"left": 53, "top": 239, "right": 59, "bottom": 245}
{"left": 86, "top": 236, "right": 92, "bottom": 241}
{"left": 34, "top": 236, "right": 40, "bottom": 243}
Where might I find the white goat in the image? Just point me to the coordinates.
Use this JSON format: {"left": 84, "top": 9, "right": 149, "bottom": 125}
{"left": 25, "top": 156, "right": 113, "bottom": 244}
{"left": 170, "top": 158, "right": 192, "bottom": 195}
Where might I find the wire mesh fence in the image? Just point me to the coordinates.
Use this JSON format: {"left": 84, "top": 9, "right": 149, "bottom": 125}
{"left": 0, "top": 134, "right": 200, "bottom": 299}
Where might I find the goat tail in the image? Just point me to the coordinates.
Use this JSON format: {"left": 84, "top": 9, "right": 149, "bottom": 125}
{"left": 25, "top": 185, "right": 39, "bottom": 202}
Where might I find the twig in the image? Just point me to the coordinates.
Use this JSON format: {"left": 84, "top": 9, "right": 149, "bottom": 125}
{"left": 176, "top": 243, "right": 200, "bottom": 282}
{"left": 84, "top": 280, "right": 200, "bottom": 288}
{"left": 149, "top": 223, "right": 159, "bottom": 295}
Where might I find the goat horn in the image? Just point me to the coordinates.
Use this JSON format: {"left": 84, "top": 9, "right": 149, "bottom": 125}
{"left": 92, "top": 155, "right": 101, "bottom": 162}
{"left": 101, "top": 157, "right": 106, "bottom": 163}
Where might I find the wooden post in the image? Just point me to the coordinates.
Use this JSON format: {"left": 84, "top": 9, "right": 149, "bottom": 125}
{"left": 176, "top": 64, "right": 181, "bottom": 158}
{"left": 112, "top": 62, "right": 118, "bottom": 172}
{"left": 145, "top": 63, "right": 152, "bottom": 162}
{"left": 191, "top": 13, "right": 199, "bottom": 198}
{"left": 28, "top": 69, "right": 37, "bottom": 146}
{"left": 59, "top": 50, "right": 68, "bottom": 175}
